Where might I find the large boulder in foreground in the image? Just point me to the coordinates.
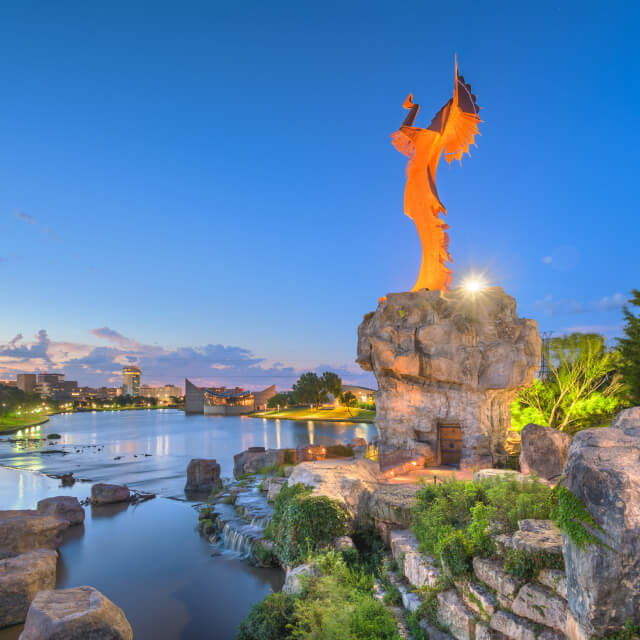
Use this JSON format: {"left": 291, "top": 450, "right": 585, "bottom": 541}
{"left": 185, "top": 458, "right": 222, "bottom": 493}
{"left": 91, "top": 483, "right": 130, "bottom": 505}
{"left": 37, "top": 496, "right": 85, "bottom": 526}
{"left": 0, "top": 549, "right": 57, "bottom": 628}
{"left": 233, "top": 447, "right": 287, "bottom": 478}
{"left": 561, "top": 410, "right": 640, "bottom": 637}
{"left": 357, "top": 288, "right": 540, "bottom": 469}
{"left": 20, "top": 586, "right": 133, "bottom": 640}
{"left": 519, "top": 423, "right": 570, "bottom": 481}
{"left": 0, "top": 511, "right": 67, "bottom": 559}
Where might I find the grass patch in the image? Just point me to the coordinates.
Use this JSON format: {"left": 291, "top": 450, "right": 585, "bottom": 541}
{"left": 251, "top": 406, "right": 376, "bottom": 423}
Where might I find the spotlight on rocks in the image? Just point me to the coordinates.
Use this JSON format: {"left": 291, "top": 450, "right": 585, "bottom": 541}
{"left": 460, "top": 274, "right": 488, "bottom": 295}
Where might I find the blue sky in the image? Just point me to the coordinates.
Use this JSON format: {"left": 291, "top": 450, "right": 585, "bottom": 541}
{"left": 1, "top": 1, "right": 638, "bottom": 389}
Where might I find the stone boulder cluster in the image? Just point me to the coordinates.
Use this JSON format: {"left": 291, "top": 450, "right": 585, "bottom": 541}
{"left": 357, "top": 288, "right": 541, "bottom": 469}
{"left": 0, "top": 485, "right": 133, "bottom": 639}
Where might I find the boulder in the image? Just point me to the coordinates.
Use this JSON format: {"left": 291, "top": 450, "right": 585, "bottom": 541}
{"left": 389, "top": 530, "right": 440, "bottom": 589}
{"left": 357, "top": 288, "right": 540, "bottom": 469}
{"left": 537, "top": 568, "right": 567, "bottom": 600}
{"left": 473, "top": 557, "right": 523, "bottom": 598}
{"left": 511, "top": 583, "right": 568, "bottom": 632}
{"left": 233, "top": 448, "right": 284, "bottom": 478}
{"left": 490, "top": 610, "right": 537, "bottom": 640}
{"left": 0, "top": 549, "right": 57, "bottom": 628}
{"left": 518, "top": 424, "right": 570, "bottom": 481}
{"left": 90, "top": 483, "right": 130, "bottom": 505}
{"left": 37, "top": 496, "right": 85, "bottom": 526}
{"left": 19, "top": 586, "right": 132, "bottom": 639}
{"left": 282, "top": 564, "right": 317, "bottom": 596}
{"left": 473, "top": 469, "right": 530, "bottom": 484}
{"left": 420, "top": 619, "right": 454, "bottom": 640}
{"left": 0, "top": 511, "right": 66, "bottom": 559}
{"left": 333, "top": 536, "right": 355, "bottom": 551}
{"left": 437, "top": 589, "right": 476, "bottom": 640}
{"left": 185, "top": 458, "right": 222, "bottom": 493}
{"left": 266, "top": 477, "right": 287, "bottom": 502}
{"left": 461, "top": 581, "right": 497, "bottom": 618}
{"left": 512, "top": 520, "right": 563, "bottom": 556}
{"left": 296, "top": 444, "right": 327, "bottom": 462}
{"left": 561, "top": 416, "right": 640, "bottom": 636}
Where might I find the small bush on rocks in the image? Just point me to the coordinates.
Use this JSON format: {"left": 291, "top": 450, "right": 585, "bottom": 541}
{"left": 504, "top": 548, "right": 564, "bottom": 579}
{"left": 237, "top": 592, "right": 295, "bottom": 640}
{"left": 265, "top": 483, "right": 348, "bottom": 567}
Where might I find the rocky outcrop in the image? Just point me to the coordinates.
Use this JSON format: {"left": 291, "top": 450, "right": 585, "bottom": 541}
{"left": 37, "top": 496, "right": 85, "bottom": 526}
{"left": 511, "top": 583, "right": 568, "bottom": 632}
{"left": 519, "top": 424, "right": 570, "bottom": 481}
{"left": 20, "top": 586, "right": 133, "bottom": 639}
{"left": 0, "top": 511, "right": 67, "bottom": 559}
{"left": 357, "top": 288, "right": 540, "bottom": 469}
{"left": 561, "top": 412, "right": 640, "bottom": 636}
{"left": 512, "top": 520, "right": 563, "bottom": 556}
{"left": 390, "top": 529, "right": 440, "bottom": 589}
{"left": 0, "top": 549, "right": 57, "bottom": 628}
{"left": 91, "top": 483, "right": 130, "bottom": 505}
{"left": 472, "top": 558, "right": 523, "bottom": 598}
{"left": 265, "top": 477, "right": 287, "bottom": 502}
{"left": 437, "top": 589, "right": 476, "bottom": 640}
{"left": 234, "top": 447, "right": 287, "bottom": 478}
{"left": 489, "top": 610, "right": 537, "bottom": 640}
{"left": 185, "top": 458, "right": 222, "bottom": 493}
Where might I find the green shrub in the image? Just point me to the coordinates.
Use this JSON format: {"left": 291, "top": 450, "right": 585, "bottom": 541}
{"left": 46, "top": 433, "right": 61, "bottom": 439}
{"left": 438, "top": 529, "right": 472, "bottom": 578}
{"left": 382, "top": 582, "right": 402, "bottom": 606}
{"left": 325, "top": 444, "right": 354, "bottom": 458}
{"left": 348, "top": 597, "right": 399, "bottom": 639}
{"left": 283, "top": 450, "right": 296, "bottom": 465}
{"left": 551, "top": 484, "right": 608, "bottom": 549}
{"left": 237, "top": 592, "right": 295, "bottom": 640}
{"left": 603, "top": 620, "right": 640, "bottom": 640}
{"left": 267, "top": 483, "right": 348, "bottom": 566}
{"left": 504, "top": 548, "right": 564, "bottom": 579}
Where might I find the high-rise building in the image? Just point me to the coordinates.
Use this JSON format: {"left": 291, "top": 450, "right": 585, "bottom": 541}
{"left": 17, "top": 374, "right": 37, "bottom": 393}
{"left": 122, "top": 366, "right": 141, "bottom": 397}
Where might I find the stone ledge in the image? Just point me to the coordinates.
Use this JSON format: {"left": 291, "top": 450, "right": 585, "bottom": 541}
{"left": 511, "top": 582, "right": 568, "bottom": 632}
{"left": 473, "top": 558, "right": 523, "bottom": 598}
{"left": 437, "top": 589, "right": 476, "bottom": 640}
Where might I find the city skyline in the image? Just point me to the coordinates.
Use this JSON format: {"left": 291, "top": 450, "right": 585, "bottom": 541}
{"left": 1, "top": 2, "right": 638, "bottom": 389}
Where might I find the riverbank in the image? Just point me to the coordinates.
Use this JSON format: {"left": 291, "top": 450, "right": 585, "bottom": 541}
{"left": 0, "top": 415, "right": 50, "bottom": 434}
{"left": 251, "top": 406, "right": 376, "bottom": 423}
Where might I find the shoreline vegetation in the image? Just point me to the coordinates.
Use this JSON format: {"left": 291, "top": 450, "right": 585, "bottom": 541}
{"left": 250, "top": 406, "right": 376, "bottom": 423}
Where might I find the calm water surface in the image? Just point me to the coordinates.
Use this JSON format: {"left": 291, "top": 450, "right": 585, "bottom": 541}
{"left": 0, "top": 410, "right": 376, "bottom": 639}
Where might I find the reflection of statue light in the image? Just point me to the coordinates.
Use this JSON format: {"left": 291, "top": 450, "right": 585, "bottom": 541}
{"left": 391, "top": 57, "right": 481, "bottom": 292}
{"left": 307, "top": 421, "right": 315, "bottom": 445}
{"left": 276, "top": 420, "right": 281, "bottom": 450}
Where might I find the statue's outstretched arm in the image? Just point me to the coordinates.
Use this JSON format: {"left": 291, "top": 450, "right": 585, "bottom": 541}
{"left": 401, "top": 94, "right": 420, "bottom": 128}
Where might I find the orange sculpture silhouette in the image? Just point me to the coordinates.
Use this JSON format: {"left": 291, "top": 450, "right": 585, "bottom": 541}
{"left": 391, "top": 57, "right": 481, "bottom": 292}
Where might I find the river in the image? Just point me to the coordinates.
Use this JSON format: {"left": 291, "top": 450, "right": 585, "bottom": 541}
{"left": 0, "top": 410, "right": 376, "bottom": 639}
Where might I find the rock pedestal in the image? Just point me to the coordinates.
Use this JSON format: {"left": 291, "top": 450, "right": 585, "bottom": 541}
{"left": 561, "top": 409, "right": 640, "bottom": 637}
{"left": 357, "top": 288, "right": 540, "bottom": 469}
{"left": 19, "top": 586, "right": 133, "bottom": 639}
{"left": 185, "top": 459, "right": 222, "bottom": 493}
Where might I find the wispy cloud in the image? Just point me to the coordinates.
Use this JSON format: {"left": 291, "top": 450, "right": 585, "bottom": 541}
{"left": 14, "top": 210, "right": 58, "bottom": 239}
{"left": 534, "top": 293, "right": 628, "bottom": 316}
{"left": 0, "top": 329, "right": 376, "bottom": 390}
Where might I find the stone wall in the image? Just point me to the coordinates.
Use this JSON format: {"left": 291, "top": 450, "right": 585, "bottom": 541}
{"left": 357, "top": 288, "right": 540, "bottom": 469}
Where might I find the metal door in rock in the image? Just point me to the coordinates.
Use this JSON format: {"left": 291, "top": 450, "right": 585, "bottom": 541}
{"left": 439, "top": 423, "right": 462, "bottom": 465}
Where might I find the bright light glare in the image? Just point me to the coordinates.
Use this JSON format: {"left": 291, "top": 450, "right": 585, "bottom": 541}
{"left": 461, "top": 275, "right": 487, "bottom": 294}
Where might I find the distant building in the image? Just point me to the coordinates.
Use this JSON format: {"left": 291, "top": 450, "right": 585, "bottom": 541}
{"left": 341, "top": 385, "right": 376, "bottom": 404}
{"left": 140, "top": 384, "right": 182, "bottom": 403}
{"left": 184, "top": 378, "right": 275, "bottom": 415}
{"left": 122, "top": 366, "right": 141, "bottom": 396}
{"left": 17, "top": 374, "right": 37, "bottom": 393}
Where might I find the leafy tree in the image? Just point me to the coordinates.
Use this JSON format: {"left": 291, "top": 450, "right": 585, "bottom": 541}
{"left": 320, "top": 371, "right": 342, "bottom": 400}
{"left": 618, "top": 289, "right": 640, "bottom": 404}
{"left": 512, "top": 332, "right": 623, "bottom": 432}
{"left": 292, "top": 372, "right": 328, "bottom": 409}
{"left": 340, "top": 391, "right": 358, "bottom": 417}
{"left": 267, "top": 392, "right": 290, "bottom": 410}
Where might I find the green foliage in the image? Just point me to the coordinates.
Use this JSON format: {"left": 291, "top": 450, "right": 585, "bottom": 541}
{"left": 504, "top": 548, "right": 563, "bottom": 579}
{"left": 267, "top": 392, "right": 291, "bottom": 409}
{"left": 603, "top": 619, "right": 640, "bottom": 640}
{"left": 618, "top": 289, "right": 640, "bottom": 404}
{"left": 406, "top": 611, "right": 428, "bottom": 640}
{"left": 325, "top": 444, "right": 354, "bottom": 458}
{"left": 253, "top": 541, "right": 276, "bottom": 567}
{"left": 292, "top": 371, "right": 344, "bottom": 409}
{"left": 236, "top": 592, "right": 295, "bottom": 640}
{"left": 382, "top": 582, "right": 402, "bottom": 606}
{"left": 267, "top": 483, "right": 348, "bottom": 567}
{"left": 321, "top": 371, "right": 342, "bottom": 399}
{"left": 46, "top": 433, "right": 62, "bottom": 439}
{"left": 412, "top": 476, "right": 555, "bottom": 574}
{"left": 283, "top": 450, "right": 296, "bottom": 465}
{"left": 512, "top": 333, "right": 624, "bottom": 433}
{"left": 290, "top": 551, "right": 398, "bottom": 640}
{"left": 551, "top": 484, "right": 607, "bottom": 549}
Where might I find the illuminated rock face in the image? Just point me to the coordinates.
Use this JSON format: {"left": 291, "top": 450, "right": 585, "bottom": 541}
{"left": 357, "top": 288, "right": 540, "bottom": 469}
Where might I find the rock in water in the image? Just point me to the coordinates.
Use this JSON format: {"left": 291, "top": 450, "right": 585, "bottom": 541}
{"left": 20, "top": 586, "right": 133, "bottom": 639}
{"left": 90, "top": 483, "right": 130, "bottom": 505}
{"left": 357, "top": 288, "right": 540, "bottom": 469}
{"left": 0, "top": 549, "right": 57, "bottom": 628}
{"left": 37, "top": 496, "right": 85, "bottom": 526}
{"left": 562, "top": 410, "right": 640, "bottom": 636}
{"left": 519, "top": 423, "right": 570, "bottom": 481}
{"left": 185, "top": 458, "right": 222, "bottom": 493}
{"left": 0, "top": 511, "right": 67, "bottom": 559}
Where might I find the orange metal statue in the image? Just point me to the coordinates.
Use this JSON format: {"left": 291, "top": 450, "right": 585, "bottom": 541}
{"left": 391, "top": 57, "right": 481, "bottom": 292}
